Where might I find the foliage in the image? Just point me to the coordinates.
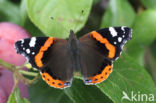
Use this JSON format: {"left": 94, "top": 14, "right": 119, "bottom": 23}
{"left": 0, "top": 0, "right": 156, "bottom": 103}
{"left": 7, "top": 88, "right": 30, "bottom": 103}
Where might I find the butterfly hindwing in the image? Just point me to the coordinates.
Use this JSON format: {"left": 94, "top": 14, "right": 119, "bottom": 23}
{"left": 40, "top": 38, "right": 73, "bottom": 88}
{"left": 79, "top": 34, "right": 113, "bottom": 84}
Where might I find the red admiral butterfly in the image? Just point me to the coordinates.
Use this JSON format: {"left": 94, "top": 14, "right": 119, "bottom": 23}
{"left": 15, "top": 26, "right": 132, "bottom": 89}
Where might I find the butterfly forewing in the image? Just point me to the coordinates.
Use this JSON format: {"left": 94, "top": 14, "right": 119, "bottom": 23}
{"left": 15, "top": 37, "right": 53, "bottom": 69}
{"left": 95, "top": 27, "right": 132, "bottom": 60}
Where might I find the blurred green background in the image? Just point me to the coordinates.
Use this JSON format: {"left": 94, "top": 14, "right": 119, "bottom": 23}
{"left": 0, "top": 0, "right": 156, "bottom": 103}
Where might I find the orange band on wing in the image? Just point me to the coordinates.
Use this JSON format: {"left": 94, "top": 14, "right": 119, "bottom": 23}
{"left": 35, "top": 37, "right": 54, "bottom": 67}
{"left": 89, "top": 65, "right": 113, "bottom": 84}
{"left": 41, "top": 72, "right": 67, "bottom": 88}
{"left": 90, "top": 31, "right": 116, "bottom": 58}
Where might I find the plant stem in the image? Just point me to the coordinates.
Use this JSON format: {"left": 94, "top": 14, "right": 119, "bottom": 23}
{"left": 19, "top": 70, "right": 38, "bottom": 77}
{"left": 0, "top": 59, "right": 40, "bottom": 86}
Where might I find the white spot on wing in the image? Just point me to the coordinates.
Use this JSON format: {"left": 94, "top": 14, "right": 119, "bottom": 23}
{"left": 118, "top": 37, "right": 122, "bottom": 42}
{"left": 29, "top": 37, "right": 36, "bottom": 47}
{"left": 32, "top": 52, "right": 35, "bottom": 55}
{"left": 109, "top": 27, "right": 117, "bottom": 37}
{"left": 26, "top": 49, "right": 30, "bottom": 54}
{"left": 114, "top": 42, "right": 117, "bottom": 44}
{"left": 122, "top": 26, "right": 126, "bottom": 34}
{"left": 20, "top": 39, "right": 24, "bottom": 44}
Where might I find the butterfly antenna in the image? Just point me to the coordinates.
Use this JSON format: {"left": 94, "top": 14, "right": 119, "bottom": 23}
{"left": 72, "top": 10, "right": 85, "bottom": 33}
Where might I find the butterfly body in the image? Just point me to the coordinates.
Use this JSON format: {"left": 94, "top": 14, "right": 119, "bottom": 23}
{"left": 67, "top": 30, "right": 81, "bottom": 71}
{"left": 15, "top": 27, "right": 132, "bottom": 88}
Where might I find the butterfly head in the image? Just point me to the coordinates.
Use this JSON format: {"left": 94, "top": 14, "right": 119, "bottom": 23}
{"left": 69, "top": 29, "right": 77, "bottom": 40}
{"left": 67, "top": 30, "right": 80, "bottom": 58}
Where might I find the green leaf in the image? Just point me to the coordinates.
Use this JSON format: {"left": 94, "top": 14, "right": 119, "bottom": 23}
{"left": 29, "top": 77, "right": 112, "bottom": 103}
{"left": 0, "top": 0, "right": 21, "bottom": 25}
{"left": 96, "top": 54, "right": 156, "bottom": 103}
{"left": 147, "top": 41, "right": 156, "bottom": 81}
{"left": 27, "top": 0, "right": 92, "bottom": 38}
{"left": 141, "top": 0, "right": 156, "bottom": 9}
{"left": 64, "top": 78, "right": 113, "bottom": 103}
{"left": 7, "top": 88, "right": 30, "bottom": 103}
{"left": 20, "top": 0, "right": 28, "bottom": 26}
{"left": 101, "top": 0, "right": 135, "bottom": 27}
{"left": 19, "top": 0, "right": 44, "bottom": 36}
{"left": 29, "top": 79, "right": 73, "bottom": 103}
{"left": 23, "top": 18, "right": 45, "bottom": 37}
{"left": 93, "top": 0, "right": 100, "bottom": 5}
{"left": 126, "top": 10, "right": 156, "bottom": 64}
{"left": 29, "top": 54, "right": 156, "bottom": 103}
